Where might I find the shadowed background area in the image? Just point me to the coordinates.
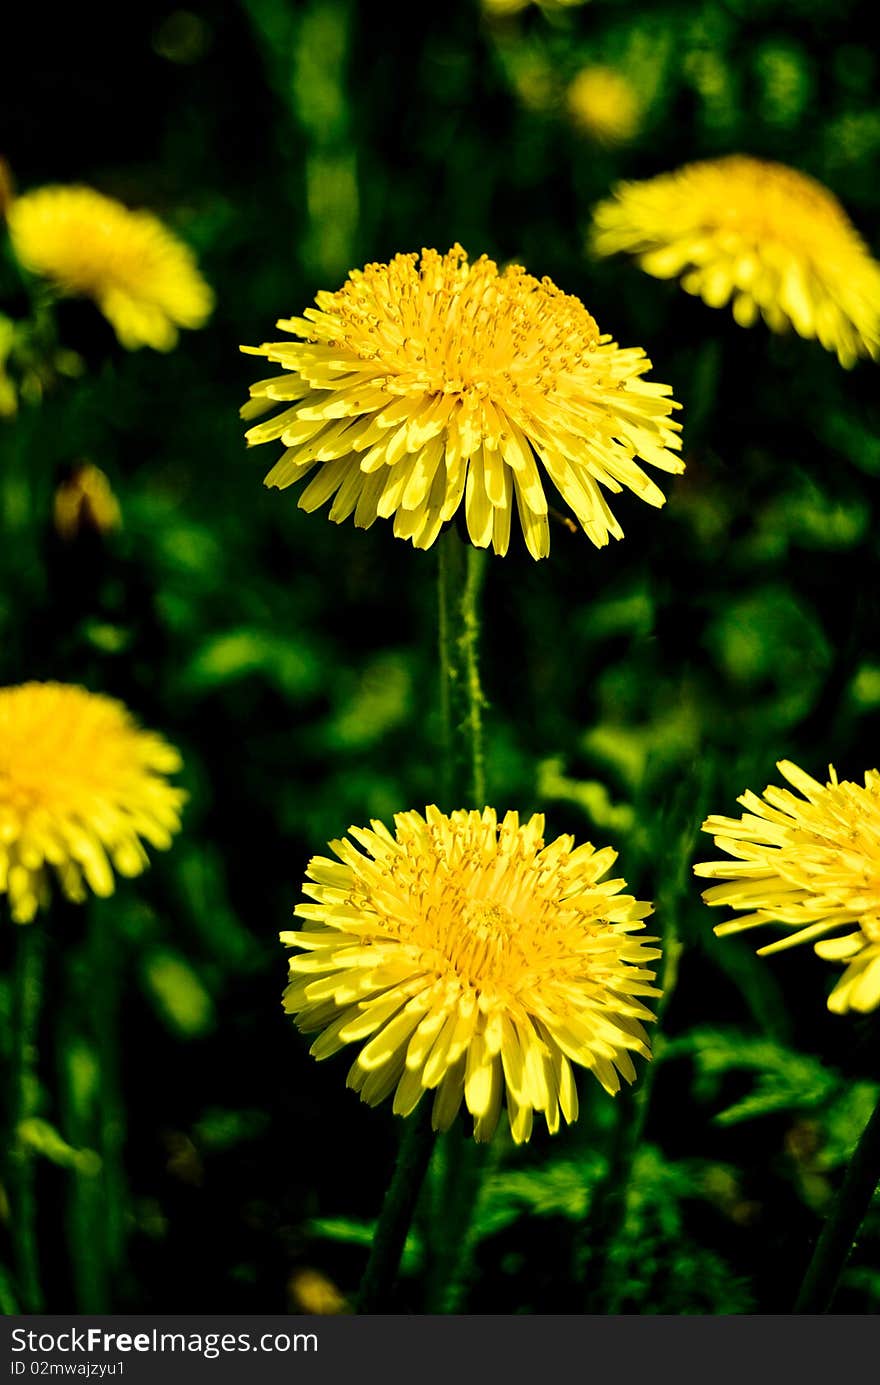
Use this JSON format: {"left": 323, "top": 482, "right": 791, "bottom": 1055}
{"left": 1, "top": 0, "right": 879, "bottom": 1314}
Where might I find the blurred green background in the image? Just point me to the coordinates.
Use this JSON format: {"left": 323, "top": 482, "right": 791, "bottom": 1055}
{"left": 2, "top": 0, "right": 880, "bottom": 1315}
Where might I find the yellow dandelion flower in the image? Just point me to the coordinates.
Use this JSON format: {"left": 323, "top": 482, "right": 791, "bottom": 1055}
{"left": 591, "top": 156, "right": 880, "bottom": 367}
{"left": 567, "top": 67, "right": 642, "bottom": 146}
{"left": 695, "top": 761, "right": 880, "bottom": 1014}
{"left": 0, "top": 683, "right": 185, "bottom": 924}
{"left": 283, "top": 806, "right": 659, "bottom": 1144}
{"left": 7, "top": 185, "right": 214, "bottom": 352}
{"left": 53, "top": 463, "right": 121, "bottom": 542}
{"left": 242, "top": 245, "right": 683, "bottom": 559}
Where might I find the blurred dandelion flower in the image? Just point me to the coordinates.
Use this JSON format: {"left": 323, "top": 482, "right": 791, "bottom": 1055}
{"left": 696, "top": 761, "right": 880, "bottom": 1013}
{"left": 7, "top": 186, "right": 213, "bottom": 351}
{"left": 53, "top": 463, "right": 122, "bottom": 542}
{"left": 283, "top": 806, "right": 659, "bottom": 1143}
{"left": 0, "top": 157, "right": 14, "bottom": 220}
{"left": 591, "top": 156, "right": 880, "bottom": 367}
{"left": 0, "top": 683, "right": 185, "bottom": 924}
{"left": 507, "top": 51, "right": 557, "bottom": 114}
{"left": 242, "top": 245, "right": 682, "bottom": 559}
{"left": 567, "top": 67, "right": 641, "bottom": 146}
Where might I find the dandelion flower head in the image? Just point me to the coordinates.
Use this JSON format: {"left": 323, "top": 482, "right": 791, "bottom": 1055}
{"left": 242, "top": 245, "right": 683, "bottom": 560}
{"left": 0, "top": 683, "right": 185, "bottom": 923}
{"left": 591, "top": 156, "right": 880, "bottom": 367}
{"left": 283, "top": 806, "right": 659, "bottom": 1143}
{"left": 695, "top": 761, "right": 880, "bottom": 1014}
{"left": 567, "top": 67, "right": 642, "bottom": 146}
{"left": 7, "top": 185, "right": 214, "bottom": 351}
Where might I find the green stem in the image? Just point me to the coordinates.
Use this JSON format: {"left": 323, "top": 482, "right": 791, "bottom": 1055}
{"left": 793, "top": 1086, "right": 880, "bottom": 1313}
{"left": 426, "top": 1134, "right": 497, "bottom": 1313}
{"left": 358, "top": 532, "right": 489, "bottom": 1314}
{"left": 356, "top": 1102, "right": 437, "bottom": 1313}
{"left": 59, "top": 1025, "right": 105, "bottom": 1314}
{"left": 9, "top": 923, "right": 47, "bottom": 1312}
{"left": 626, "top": 925, "right": 682, "bottom": 1157}
{"left": 584, "top": 920, "right": 682, "bottom": 1312}
{"left": 461, "top": 547, "right": 488, "bottom": 808}
{"left": 436, "top": 528, "right": 488, "bottom": 809}
{"left": 243, "top": 0, "right": 358, "bottom": 281}
{"left": 0, "top": 1264, "right": 19, "bottom": 1315}
{"left": 424, "top": 529, "right": 492, "bottom": 1312}
{"left": 583, "top": 769, "right": 708, "bottom": 1312}
{"left": 89, "top": 908, "right": 126, "bottom": 1293}
{"left": 437, "top": 528, "right": 457, "bottom": 805}
{"left": 60, "top": 905, "right": 126, "bottom": 1312}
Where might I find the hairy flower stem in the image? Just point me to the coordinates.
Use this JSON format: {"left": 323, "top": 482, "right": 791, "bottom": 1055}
{"left": 355, "top": 533, "right": 491, "bottom": 1314}
{"left": 437, "top": 527, "right": 488, "bottom": 809}
{"left": 437, "top": 530, "right": 456, "bottom": 806}
{"left": 427, "top": 528, "right": 492, "bottom": 1310}
{"left": 9, "top": 922, "right": 47, "bottom": 1312}
{"left": 794, "top": 1086, "right": 880, "bottom": 1312}
{"left": 356, "top": 1102, "right": 437, "bottom": 1313}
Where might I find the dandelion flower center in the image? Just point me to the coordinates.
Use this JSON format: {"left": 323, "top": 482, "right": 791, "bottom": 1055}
{"left": 242, "top": 245, "right": 683, "bottom": 559}
{"left": 453, "top": 898, "right": 521, "bottom": 980}
{"left": 325, "top": 251, "right": 602, "bottom": 403}
{"left": 283, "top": 806, "right": 660, "bottom": 1143}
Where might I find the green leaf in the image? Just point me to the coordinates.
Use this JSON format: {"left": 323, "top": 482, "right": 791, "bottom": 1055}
{"left": 306, "top": 1217, "right": 422, "bottom": 1276}
{"left": 141, "top": 949, "right": 215, "bottom": 1038}
{"left": 17, "top": 1118, "right": 101, "bottom": 1175}
{"left": 183, "top": 628, "right": 320, "bottom": 699}
{"left": 662, "top": 1026, "right": 854, "bottom": 1125}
